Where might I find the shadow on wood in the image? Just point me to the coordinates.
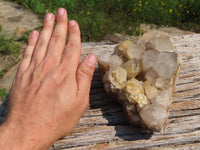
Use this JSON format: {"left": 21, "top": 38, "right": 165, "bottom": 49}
{"left": 89, "top": 69, "right": 153, "bottom": 141}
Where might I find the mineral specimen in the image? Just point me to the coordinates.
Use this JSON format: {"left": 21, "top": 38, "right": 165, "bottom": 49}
{"left": 98, "top": 31, "right": 180, "bottom": 132}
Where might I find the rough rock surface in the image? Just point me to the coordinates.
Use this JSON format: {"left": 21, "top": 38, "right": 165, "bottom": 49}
{"left": 0, "top": 0, "right": 40, "bottom": 37}
{"left": 0, "top": 62, "right": 19, "bottom": 90}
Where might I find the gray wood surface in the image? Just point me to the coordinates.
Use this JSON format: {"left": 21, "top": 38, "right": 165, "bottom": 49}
{"left": 51, "top": 35, "right": 200, "bottom": 150}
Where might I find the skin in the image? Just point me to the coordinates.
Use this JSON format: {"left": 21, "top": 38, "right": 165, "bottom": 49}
{"left": 0, "top": 8, "right": 97, "bottom": 150}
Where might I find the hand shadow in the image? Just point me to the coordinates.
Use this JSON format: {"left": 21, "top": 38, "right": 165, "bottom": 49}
{"left": 0, "top": 95, "right": 8, "bottom": 125}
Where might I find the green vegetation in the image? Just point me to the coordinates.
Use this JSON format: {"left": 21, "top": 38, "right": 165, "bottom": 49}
{"left": 16, "top": 29, "right": 32, "bottom": 43}
{"left": 0, "top": 88, "right": 8, "bottom": 100}
{"left": 7, "top": 0, "right": 200, "bottom": 41}
{"left": 0, "top": 66, "right": 8, "bottom": 79}
{"left": 0, "top": 34, "right": 22, "bottom": 58}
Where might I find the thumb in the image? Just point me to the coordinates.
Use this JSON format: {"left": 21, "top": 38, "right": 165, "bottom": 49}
{"left": 76, "top": 54, "right": 97, "bottom": 95}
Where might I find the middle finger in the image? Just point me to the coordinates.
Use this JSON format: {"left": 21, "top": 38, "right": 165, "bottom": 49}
{"left": 44, "top": 8, "right": 68, "bottom": 64}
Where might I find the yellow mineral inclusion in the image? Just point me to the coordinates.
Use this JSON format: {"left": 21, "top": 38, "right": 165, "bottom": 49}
{"left": 125, "top": 78, "right": 148, "bottom": 108}
{"left": 108, "top": 66, "right": 127, "bottom": 89}
{"left": 144, "top": 81, "right": 158, "bottom": 99}
{"left": 137, "top": 94, "right": 148, "bottom": 108}
{"left": 118, "top": 40, "right": 134, "bottom": 52}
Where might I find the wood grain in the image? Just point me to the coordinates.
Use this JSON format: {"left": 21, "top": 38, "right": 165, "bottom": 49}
{"left": 51, "top": 34, "right": 200, "bottom": 150}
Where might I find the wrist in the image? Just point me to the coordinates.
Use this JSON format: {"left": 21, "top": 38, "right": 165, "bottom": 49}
{"left": 0, "top": 120, "right": 49, "bottom": 150}
{"left": 0, "top": 121, "right": 24, "bottom": 150}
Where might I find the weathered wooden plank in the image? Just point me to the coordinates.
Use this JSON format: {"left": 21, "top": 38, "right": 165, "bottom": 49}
{"left": 148, "top": 143, "right": 200, "bottom": 150}
{"left": 53, "top": 129, "right": 200, "bottom": 149}
{"left": 50, "top": 34, "right": 200, "bottom": 149}
{"left": 61, "top": 141, "right": 200, "bottom": 150}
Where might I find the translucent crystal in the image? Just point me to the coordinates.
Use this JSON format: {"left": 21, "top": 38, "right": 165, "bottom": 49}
{"left": 140, "top": 103, "right": 168, "bottom": 131}
{"left": 145, "top": 69, "right": 157, "bottom": 83}
{"left": 118, "top": 40, "right": 144, "bottom": 60}
{"left": 145, "top": 33, "right": 173, "bottom": 52}
{"left": 109, "top": 54, "right": 123, "bottom": 69}
{"left": 154, "top": 77, "right": 166, "bottom": 89}
{"left": 125, "top": 43, "right": 145, "bottom": 59}
{"left": 122, "top": 59, "right": 141, "bottom": 79}
{"left": 153, "top": 52, "right": 178, "bottom": 79}
{"left": 142, "top": 50, "right": 159, "bottom": 71}
{"left": 151, "top": 87, "right": 172, "bottom": 109}
{"left": 137, "top": 31, "right": 158, "bottom": 49}
{"left": 144, "top": 81, "right": 158, "bottom": 100}
{"left": 98, "top": 51, "right": 111, "bottom": 74}
{"left": 98, "top": 32, "right": 179, "bottom": 132}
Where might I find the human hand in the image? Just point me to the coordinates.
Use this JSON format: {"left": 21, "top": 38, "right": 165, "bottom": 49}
{"left": 0, "top": 8, "right": 96, "bottom": 150}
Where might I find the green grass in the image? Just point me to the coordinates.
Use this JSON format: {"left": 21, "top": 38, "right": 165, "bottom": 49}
{"left": 0, "top": 89, "right": 8, "bottom": 100}
{"left": 0, "top": 66, "right": 8, "bottom": 79}
{"left": 7, "top": 0, "right": 200, "bottom": 41}
{"left": 0, "top": 34, "right": 22, "bottom": 58}
{"left": 15, "top": 29, "right": 32, "bottom": 43}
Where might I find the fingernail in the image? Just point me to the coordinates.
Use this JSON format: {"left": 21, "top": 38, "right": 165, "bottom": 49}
{"left": 86, "top": 55, "right": 97, "bottom": 67}
{"left": 57, "top": 8, "right": 65, "bottom": 16}
{"left": 30, "top": 31, "right": 37, "bottom": 38}
{"left": 44, "top": 13, "right": 52, "bottom": 21}
{"left": 69, "top": 20, "right": 76, "bottom": 27}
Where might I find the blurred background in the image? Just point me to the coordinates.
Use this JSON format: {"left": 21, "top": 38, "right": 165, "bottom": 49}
{"left": 8, "top": 0, "right": 200, "bottom": 41}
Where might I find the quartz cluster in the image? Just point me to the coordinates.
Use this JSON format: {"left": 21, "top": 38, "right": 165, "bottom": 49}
{"left": 98, "top": 31, "right": 180, "bottom": 132}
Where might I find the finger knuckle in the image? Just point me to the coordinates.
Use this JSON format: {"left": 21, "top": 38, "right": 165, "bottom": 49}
{"left": 67, "top": 41, "right": 80, "bottom": 50}
{"left": 14, "top": 73, "right": 22, "bottom": 83}
{"left": 51, "top": 34, "right": 66, "bottom": 43}
{"left": 23, "top": 52, "right": 30, "bottom": 60}
{"left": 78, "top": 67, "right": 93, "bottom": 81}
{"left": 43, "top": 22, "right": 53, "bottom": 28}
{"left": 67, "top": 42, "right": 75, "bottom": 49}
{"left": 20, "top": 71, "right": 31, "bottom": 85}
{"left": 28, "top": 39, "right": 36, "bottom": 46}
{"left": 36, "top": 40, "right": 48, "bottom": 49}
